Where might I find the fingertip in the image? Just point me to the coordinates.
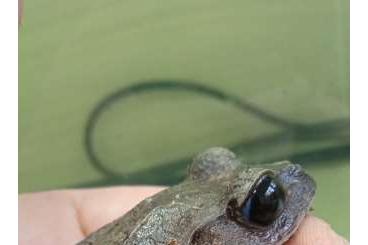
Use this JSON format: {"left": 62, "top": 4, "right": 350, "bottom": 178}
{"left": 70, "top": 186, "right": 165, "bottom": 234}
{"left": 286, "top": 215, "right": 349, "bottom": 245}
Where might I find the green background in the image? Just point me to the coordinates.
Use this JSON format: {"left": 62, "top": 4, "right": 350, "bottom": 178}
{"left": 19, "top": 0, "right": 349, "bottom": 238}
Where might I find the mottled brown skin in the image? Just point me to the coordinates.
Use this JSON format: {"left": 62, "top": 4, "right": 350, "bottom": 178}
{"left": 78, "top": 147, "right": 316, "bottom": 245}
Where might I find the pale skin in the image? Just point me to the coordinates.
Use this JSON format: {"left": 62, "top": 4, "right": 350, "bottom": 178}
{"left": 19, "top": 186, "right": 348, "bottom": 245}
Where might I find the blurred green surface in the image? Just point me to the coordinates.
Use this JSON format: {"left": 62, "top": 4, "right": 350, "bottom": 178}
{"left": 19, "top": 0, "right": 349, "bottom": 238}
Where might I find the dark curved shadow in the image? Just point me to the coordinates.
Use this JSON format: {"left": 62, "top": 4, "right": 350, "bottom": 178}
{"left": 79, "top": 81, "right": 350, "bottom": 187}
{"left": 84, "top": 79, "right": 306, "bottom": 178}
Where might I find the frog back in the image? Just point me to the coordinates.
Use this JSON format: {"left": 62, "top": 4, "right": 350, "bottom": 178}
{"left": 78, "top": 180, "right": 230, "bottom": 245}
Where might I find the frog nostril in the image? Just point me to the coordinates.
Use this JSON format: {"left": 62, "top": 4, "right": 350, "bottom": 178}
{"left": 288, "top": 164, "right": 304, "bottom": 177}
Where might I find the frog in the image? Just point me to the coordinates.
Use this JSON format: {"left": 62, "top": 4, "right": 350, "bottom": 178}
{"left": 77, "top": 147, "right": 316, "bottom": 245}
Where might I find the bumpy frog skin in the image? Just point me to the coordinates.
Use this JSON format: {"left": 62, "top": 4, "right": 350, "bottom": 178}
{"left": 78, "top": 147, "right": 316, "bottom": 245}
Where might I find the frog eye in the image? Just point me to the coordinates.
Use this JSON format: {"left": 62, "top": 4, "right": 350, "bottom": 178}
{"left": 241, "top": 175, "right": 285, "bottom": 226}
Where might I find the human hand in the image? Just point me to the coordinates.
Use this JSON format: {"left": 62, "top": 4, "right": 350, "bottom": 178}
{"left": 19, "top": 186, "right": 348, "bottom": 245}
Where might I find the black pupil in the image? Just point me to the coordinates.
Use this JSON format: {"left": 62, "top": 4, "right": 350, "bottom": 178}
{"left": 241, "top": 175, "right": 285, "bottom": 226}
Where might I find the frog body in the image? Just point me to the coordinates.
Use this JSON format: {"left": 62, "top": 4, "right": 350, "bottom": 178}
{"left": 78, "top": 147, "right": 316, "bottom": 245}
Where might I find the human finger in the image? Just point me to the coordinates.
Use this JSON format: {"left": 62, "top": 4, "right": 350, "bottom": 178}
{"left": 285, "top": 215, "right": 349, "bottom": 245}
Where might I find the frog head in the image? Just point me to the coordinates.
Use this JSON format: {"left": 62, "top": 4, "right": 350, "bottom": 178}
{"left": 188, "top": 147, "right": 316, "bottom": 245}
